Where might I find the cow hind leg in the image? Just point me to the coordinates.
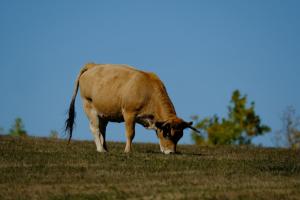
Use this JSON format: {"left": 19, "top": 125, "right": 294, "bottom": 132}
{"left": 83, "top": 99, "right": 108, "bottom": 153}
{"left": 90, "top": 120, "right": 108, "bottom": 153}
{"left": 98, "top": 119, "right": 108, "bottom": 151}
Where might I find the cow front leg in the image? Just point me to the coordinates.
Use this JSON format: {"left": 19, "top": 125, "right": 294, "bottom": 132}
{"left": 123, "top": 112, "right": 136, "bottom": 153}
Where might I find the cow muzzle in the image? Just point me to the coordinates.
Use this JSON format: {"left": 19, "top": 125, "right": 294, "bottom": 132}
{"left": 163, "top": 149, "right": 175, "bottom": 154}
{"left": 159, "top": 142, "right": 176, "bottom": 154}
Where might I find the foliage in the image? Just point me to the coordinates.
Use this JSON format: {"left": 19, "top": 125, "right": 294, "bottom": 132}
{"left": 9, "top": 118, "right": 27, "bottom": 137}
{"left": 275, "top": 106, "right": 300, "bottom": 149}
{"left": 192, "top": 90, "right": 271, "bottom": 145}
{"left": 0, "top": 126, "right": 5, "bottom": 135}
{"left": 49, "top": 130, "right": 59, "bottom": 139}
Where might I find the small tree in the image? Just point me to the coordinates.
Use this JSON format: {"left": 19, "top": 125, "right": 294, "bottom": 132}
{"left": 49, "top": 130, "right": 59, "bottom": 139}
{"left": 192, "top": 90, "right": 271, "bottom": 145}
{"left": 9, "top": 118, "right": 27, "bottom": 137}
{"left": 275, "top": 106, "right": 300, "bottom": 149}
{"left": 0, "top": 126, "right": 5, "bottom": 135}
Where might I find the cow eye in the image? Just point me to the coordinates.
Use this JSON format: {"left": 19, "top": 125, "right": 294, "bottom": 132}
{"left": 163, "top": 130, "right": 171, "bottom": 139}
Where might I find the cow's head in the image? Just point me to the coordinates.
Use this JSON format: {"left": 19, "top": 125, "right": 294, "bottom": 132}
{"left": 155, "top": 118, "right": 199, "bottom": 154}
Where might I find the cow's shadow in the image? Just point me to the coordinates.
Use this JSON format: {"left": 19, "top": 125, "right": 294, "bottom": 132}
{"left": 144, "top": 150, "right": 204, "bottom": 156}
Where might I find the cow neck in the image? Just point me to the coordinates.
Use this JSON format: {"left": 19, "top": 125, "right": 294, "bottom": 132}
{"left": 153, "top": 92, "right": 177, "bottom": 122}
{"left": 147, "top": 77, "right": 177, "bottom": 122}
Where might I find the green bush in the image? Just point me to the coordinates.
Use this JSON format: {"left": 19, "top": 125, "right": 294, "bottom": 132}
{"left": 9, "top": 118, "right": 27, "bottom": 137}
{"left": 49, "top": 130, "right": 59, "bottom": 139}
{"left": 192, "top": 90, "right": 271, "bottom": 145}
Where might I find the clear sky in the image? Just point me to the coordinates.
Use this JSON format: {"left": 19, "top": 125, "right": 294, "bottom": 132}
{"left": 0, "top": 0, "right": 299, "bottom": 147}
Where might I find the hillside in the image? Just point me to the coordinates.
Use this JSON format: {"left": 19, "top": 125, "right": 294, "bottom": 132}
{"left": 0, "top": 135, "right": 299, "bottom": 200}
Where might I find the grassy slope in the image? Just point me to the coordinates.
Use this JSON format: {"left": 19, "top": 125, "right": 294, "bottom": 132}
{"left": 0, "top": 135, "right": 299, "bottom": 200}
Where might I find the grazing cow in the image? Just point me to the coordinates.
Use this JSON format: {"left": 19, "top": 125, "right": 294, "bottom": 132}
{"left": 65, "top": 63, "right": 199, "bottom": 154}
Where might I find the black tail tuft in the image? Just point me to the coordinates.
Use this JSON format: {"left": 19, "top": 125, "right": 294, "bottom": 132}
{"left": 65, "top": 64, "right": 91, "bottom": 143}
{"left": 65, "top": 99, "right": 76, "bottom": 143}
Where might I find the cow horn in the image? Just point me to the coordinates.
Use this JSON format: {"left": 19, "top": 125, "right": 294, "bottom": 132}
{"left": 188, "top": 125, "right": 201, "bottom": 134}
{"left": 183, "top": 121, "right": 200, "bottom": 134}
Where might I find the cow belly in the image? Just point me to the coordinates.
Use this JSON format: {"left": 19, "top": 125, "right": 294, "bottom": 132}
{"left": 91, "top": 99, "right": 124, "bottom": 122}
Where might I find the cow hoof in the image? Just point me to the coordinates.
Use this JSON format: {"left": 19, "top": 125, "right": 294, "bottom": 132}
{"left": 97, "top": 149, "right": 108, "bottom": 153}
{"left": 124, "top": 149, "right": 131, "bottom": 153}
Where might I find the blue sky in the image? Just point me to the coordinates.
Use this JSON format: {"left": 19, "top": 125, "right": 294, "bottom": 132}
{"left": 0, "top": 1, "right": 299, "bottom": 147}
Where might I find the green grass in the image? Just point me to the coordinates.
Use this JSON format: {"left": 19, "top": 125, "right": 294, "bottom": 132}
{"left": 0, "top": 135, "right": 299, "bottom": 200}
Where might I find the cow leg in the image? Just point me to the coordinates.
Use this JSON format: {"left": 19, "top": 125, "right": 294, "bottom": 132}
{"left": 83, "top": 99, "right": 107, "bottom": 152}
{"left": 123, "top": 112, "right": 136, "bottom": 153}
{"left": 98, "top": 119, "right": 108, "bottom": 151}
{"left": 89, "top": 121, "right": 108, "bottom": 153}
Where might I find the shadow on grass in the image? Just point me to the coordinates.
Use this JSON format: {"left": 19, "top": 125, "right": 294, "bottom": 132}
{"left": 144, "top": 149, "right": 204, "bottom": 157}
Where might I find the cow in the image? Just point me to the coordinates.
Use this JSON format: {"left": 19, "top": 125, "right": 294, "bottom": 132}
{"left": 65, "top": 63, "right": 199, "bottom": 154}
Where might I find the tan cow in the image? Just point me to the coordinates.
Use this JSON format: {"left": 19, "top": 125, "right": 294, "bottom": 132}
{"left": 65, "top": 63, "right": 199, "bottom": 154}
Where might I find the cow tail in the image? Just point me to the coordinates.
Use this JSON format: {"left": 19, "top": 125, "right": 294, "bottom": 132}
{"left": 65, "top": 63, "right": 96, "bottom": 143}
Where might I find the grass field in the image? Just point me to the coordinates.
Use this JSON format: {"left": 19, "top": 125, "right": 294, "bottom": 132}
{"left": 0, "top": 135, "right": 299, "bottom": 200}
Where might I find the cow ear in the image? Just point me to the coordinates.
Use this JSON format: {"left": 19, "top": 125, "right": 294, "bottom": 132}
{"left": 182, "top": 121, "right": 200, "bottom": 133}
{"left": 182, "top": 121, "right": 193, "bottom": 129}
{"left": 187, "top": 121, "right": 193, "bottom": 126}
{"left": 183, "top": 121, "right": 201, "bottom": 133}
